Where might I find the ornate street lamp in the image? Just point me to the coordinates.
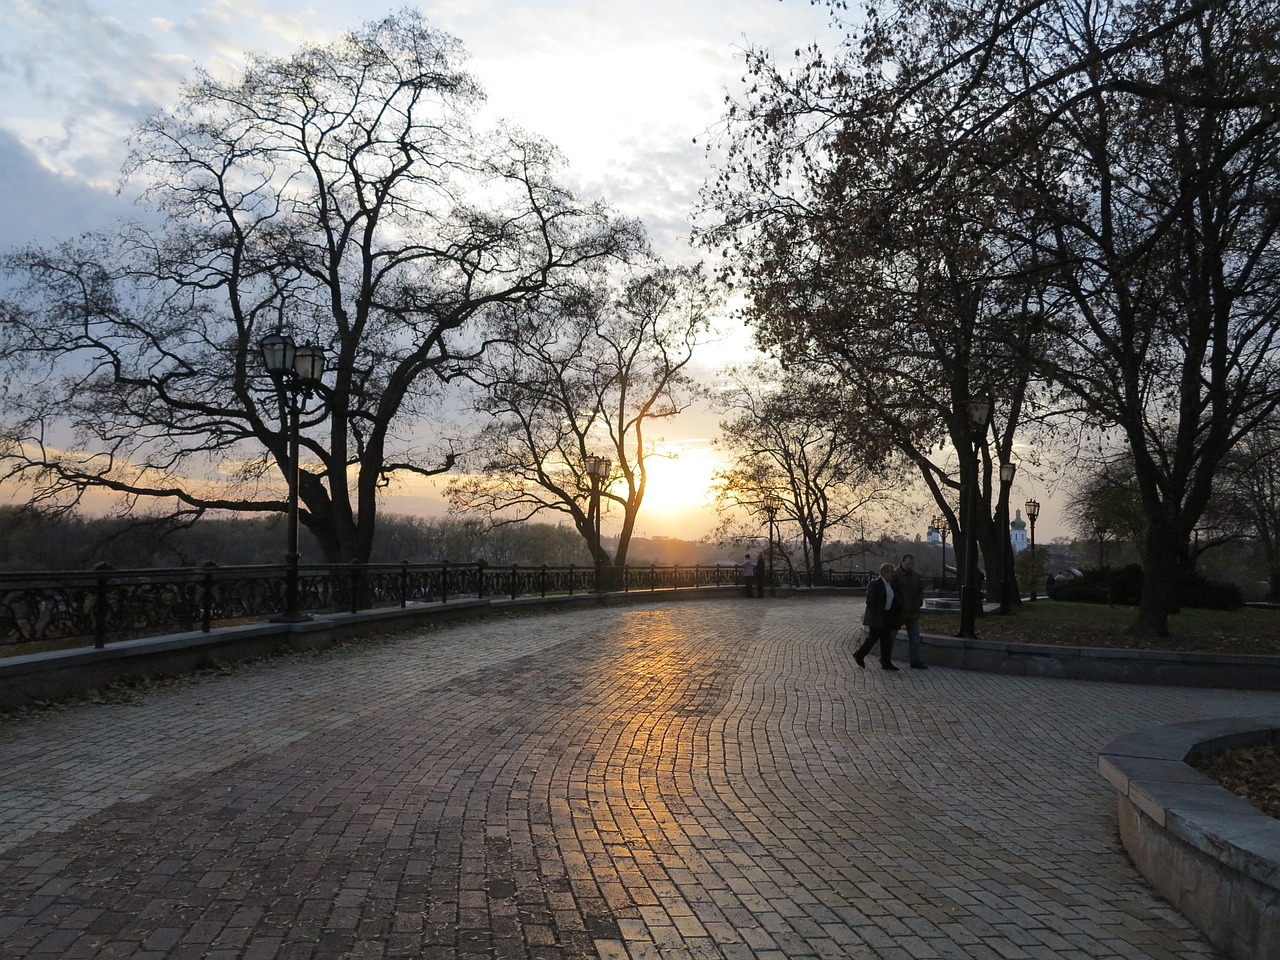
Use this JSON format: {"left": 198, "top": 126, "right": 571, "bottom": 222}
{"left": 1025, "top": 499, "right": 1040, "bottom": 601}
{"left": 997, "top": 461, "right": 1017, "bottom": 615}
{"left": 931, "top": 515, "right": 949, "bottom": 588}
{"left": 959, "top": 393, "right": 992, "bottom": 639}
{"left": 260, "top": 332, "right": 326, "bottom": 622}
{"left": 763, "top": 496, "right": 781, "bottom": 597}
{"left": 584, "top": 454, "right": 611, "bottom": 592}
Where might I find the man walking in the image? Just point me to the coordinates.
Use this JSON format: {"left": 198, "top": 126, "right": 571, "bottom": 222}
{"left": 855, "top": 563, "right": 904, "bottom": 671}
{"left": 894, "top": 553, "right": 928, "bottom": 669}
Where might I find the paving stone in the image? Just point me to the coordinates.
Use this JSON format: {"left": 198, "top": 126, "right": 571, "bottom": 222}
{"left": 0, "top": 598, "right": 1260, "bottom": 958}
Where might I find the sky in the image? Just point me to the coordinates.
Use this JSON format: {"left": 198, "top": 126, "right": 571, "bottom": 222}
{"left": 0, "top": 1, "right": 1063, "bottom": 543}
{"left": 0, "top": 0, "right": 837, "bottom": 259}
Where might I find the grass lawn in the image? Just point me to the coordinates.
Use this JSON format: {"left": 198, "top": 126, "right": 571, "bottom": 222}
{"left": 919, "top": 599, "right": 1280, "bottom": 656}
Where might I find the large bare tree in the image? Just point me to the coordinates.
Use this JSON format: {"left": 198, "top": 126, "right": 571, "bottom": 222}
{"left": 697, "top": 4, "right": 1061, "bottom": 611}
{"left": 989, "top": 0, "right": 1280, "bottom": 634}
{"left": 703, "top": 0, "right": 1280, "bottom": 636}
{"left": 0, "top": 12, "right": 643, "bottom": 562}
{"left": 710, "top": 363, "right": 902, "bottom": 582}
{"left": 446, "top": 264, "right": 716, "bottom": 567}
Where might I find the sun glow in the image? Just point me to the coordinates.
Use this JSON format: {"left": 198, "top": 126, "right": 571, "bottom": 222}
{"left": 632, "top": 441, "right": 722, "bottom": 536}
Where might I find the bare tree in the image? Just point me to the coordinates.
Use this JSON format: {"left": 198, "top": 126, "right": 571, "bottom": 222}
{"left": 704, "top": 0, "right": 1280, "bottom": 636}
{"left": 1209, "top": 422, "right": 1280, "bottom": 600}
{"left": 0, "top": 12, "right": 643, "bottom": 562}
{"left": 697, "top": 5, "right": 1062, "bottom": 611}
{"left": 1003, "top": 0, "right": 1280, "bottom": 633}
{"left": 710, "top": 363, "right": 902, "bottom": 582}
{"left": 446, "top": 264, "right": 716, "bottom": 566}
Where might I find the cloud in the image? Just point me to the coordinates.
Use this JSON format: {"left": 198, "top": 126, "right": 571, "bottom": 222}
{"left": 0, "top": 129, "right": 131, "bottom": 254}
{"left": 0, "top": 0, "right": 337, "bottom": 186}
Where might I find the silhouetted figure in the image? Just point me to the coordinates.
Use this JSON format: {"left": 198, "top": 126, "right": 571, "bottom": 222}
{"left": 855, "top": 563, "right": 904, "bottom": 671}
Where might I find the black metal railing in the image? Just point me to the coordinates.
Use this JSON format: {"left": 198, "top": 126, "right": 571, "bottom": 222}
{"left": 0, "top": 561, "right": 748, "bottom": 654}
{"left": 0, "top": 562, "right": 959, "bottom": 655}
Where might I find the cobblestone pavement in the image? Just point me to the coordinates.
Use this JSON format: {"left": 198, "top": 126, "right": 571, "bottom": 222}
{"left": 1, "top": 598, "right": 1272, "bottom": 959}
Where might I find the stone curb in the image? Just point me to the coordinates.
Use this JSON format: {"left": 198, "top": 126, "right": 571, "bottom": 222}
{"left": 0, "top": 585, "right": 744, "bottom": 711}
{"left": 903, "top": 631, "right": 1280, "bottom": 689}
{"left": 1098, "top": 718, "right": 1280, "bottom": 960}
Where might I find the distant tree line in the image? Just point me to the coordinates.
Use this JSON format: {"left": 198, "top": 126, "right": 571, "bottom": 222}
{"left": 0, "top": 506, "right": 586, "bottom": 572}
{"left": 0, "top": 505, "right": 794, "bottom": 573}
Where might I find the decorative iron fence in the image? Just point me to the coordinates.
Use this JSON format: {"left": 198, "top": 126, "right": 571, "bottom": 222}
{"left": 0, "top": 561, "right": 956, "bottom": 655}
{"left": 0, "top": 560, "right": 747, "bottom": 653}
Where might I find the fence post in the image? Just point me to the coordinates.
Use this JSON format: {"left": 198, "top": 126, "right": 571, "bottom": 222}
{"left": 400, "top": 560, "right": 409, "bottom": 608}
{"left": 476, "top": 559, "right": 487, "bottom": 599}
{"left": 540, "top": 564, "right": 547, "bottom": 598}
{"left": 200, "top": 560, "right": 217, "bottom": 633}
{"left": 92, "top": 562, "right": 112, "bottom": 649}
{"left": 349, "top": 559, "right": 363, "bottom": 613}
{"left": 568, "top": 564, "right": 575, "bottom": 596}
{"left": 441, "top": 560, "right": 449, "bottom": 604}
{"left": 511, "top": 562, "right": 519, "bottom": 600}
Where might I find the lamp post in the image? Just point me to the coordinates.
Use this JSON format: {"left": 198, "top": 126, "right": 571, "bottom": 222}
{"left": 1025, "top": 498, "right": 1040, "bottom": 601}
{"left": 959, "top": 393, "right": 992, "bottom": 639}
{"left": 1094, "top": 521, "right": 1108, "bottom": 571}
{"left": 260, "top": 332, "right": 326, "bottom": 622}
{"left": 931, "top": 515, "right": 949, "bottom": 589}
{"left": 997, "top": 461, "right": 1017, "bottom": 614}
{"left": 584, "top": 454, "right": 611, "bottom": 592}
{"left": 763, "top": 496, "right": 781, "bottom": 597}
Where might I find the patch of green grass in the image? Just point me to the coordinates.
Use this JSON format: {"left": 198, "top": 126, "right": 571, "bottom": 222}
{"left": 920, "top": 599, "right": 1280, "bottom": 656}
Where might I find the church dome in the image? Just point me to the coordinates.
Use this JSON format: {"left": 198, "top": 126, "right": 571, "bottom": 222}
{"left": 1010, "top": 509, "right": 1027, "bottom": 530}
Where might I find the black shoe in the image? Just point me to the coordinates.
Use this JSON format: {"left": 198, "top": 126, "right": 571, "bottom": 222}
{"left": 911, "top": 662, "right": 928, "bottom": 670}
{"left": 881, "top": 663, "right": 900, "bottom": 671}
{"left": 854, "top": 652, "right": 866, "bottom": 668}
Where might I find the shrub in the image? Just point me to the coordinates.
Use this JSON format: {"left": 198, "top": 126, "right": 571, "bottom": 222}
{"left": 1176, "top": 573, "right": 1244, "bottom": 611}
{"left": 1047, "top": 565, "right": 1243, "bottom": 610}
{"left": 1106, "top": 564, "right": 1144, "bottom": 605}
{"left": 1048, "top": 576, "right": 1108, "bottom": 604}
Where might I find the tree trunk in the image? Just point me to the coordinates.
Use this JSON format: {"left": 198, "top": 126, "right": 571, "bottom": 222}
{"left": 1131, "top": 519, "right": 1183, "bottom": 637}
{"left": 803, "top": 531, "right": 824, "bottom": 585}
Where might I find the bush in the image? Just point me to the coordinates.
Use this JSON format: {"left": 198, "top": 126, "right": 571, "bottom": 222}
{"left": 1106, "top": 564, "right": 1143, "bottom": 605}
{"left": 1176, "top": 573, "right": 1244, "bottom": 611}
{"left": 1046, "top": 565, "right": 1243, "bottom": 610}
{"left": 1048, "top": 575, "right": 1108, "bottom": 604}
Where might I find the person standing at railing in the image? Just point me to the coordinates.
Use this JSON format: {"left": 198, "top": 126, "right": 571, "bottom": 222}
{"left": 740, "top": 554, "right": 755, "bottom": 598}
{"left": 753, "top": 552, "right": 766, "bottom": 598}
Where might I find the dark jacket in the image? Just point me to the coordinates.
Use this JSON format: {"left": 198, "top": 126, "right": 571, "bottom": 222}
{"left": 893, "top": 568, "right": 926, "bottom": 619}
{"left": 863, "top": 577, "right": 903, "bottom": 630}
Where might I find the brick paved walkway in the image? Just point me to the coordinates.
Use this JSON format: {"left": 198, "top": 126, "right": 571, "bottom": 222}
{"left": 0, "top": 598, "right": 1270, "bottom": 959}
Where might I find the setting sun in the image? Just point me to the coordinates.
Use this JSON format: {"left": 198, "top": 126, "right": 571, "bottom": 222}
{"left": 630, "top": 441, "right": 722, "bottom": 536}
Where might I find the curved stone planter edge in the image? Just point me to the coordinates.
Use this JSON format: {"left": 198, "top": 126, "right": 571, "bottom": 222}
{"left": 906, "top": 631, "right": 1280, "bottom": 690}
{"left": 1098, "top": 717, "right": 1280, "bottom": 960}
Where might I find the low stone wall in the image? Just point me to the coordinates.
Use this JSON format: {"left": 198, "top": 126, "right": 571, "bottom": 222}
{"left": 0, "top": 585, "right": 742, "bottom": 711}
{"left": 1098, "top": 718, "right": 1280, "bottom": 960}
{"left": 903, "top": 632, "right": 1280, "bottom": 690}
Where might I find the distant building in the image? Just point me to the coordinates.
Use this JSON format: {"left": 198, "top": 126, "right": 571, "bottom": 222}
{"left": 1010, "top": 509, "right": 1028, "bottom": 553}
